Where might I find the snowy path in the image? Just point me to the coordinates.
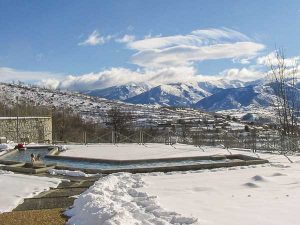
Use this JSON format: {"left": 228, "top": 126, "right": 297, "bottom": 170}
{"left": 66, "top": 173, "right": 198, "bottom": 225}
{"left": 0, "top": 170, "right": 61, "bottom": 213}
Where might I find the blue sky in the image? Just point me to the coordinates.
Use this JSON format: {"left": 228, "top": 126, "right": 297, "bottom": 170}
{"left": 0, "top": 0, "right": 300, "bottom": 90}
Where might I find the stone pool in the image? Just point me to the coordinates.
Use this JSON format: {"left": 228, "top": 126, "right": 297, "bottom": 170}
{"left": 0, "top": 146, "right": 269, "bottom": 174}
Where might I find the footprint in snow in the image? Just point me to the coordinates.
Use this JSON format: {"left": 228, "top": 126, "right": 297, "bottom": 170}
{"left": 228, "top": 167, "right": 238, "bottom": 171}
{"left": 271, "top": 172, "right": 287, "bottom": 177}
{"left": 192, "top": 187, "right": 213, "bottom": 192}
{"left": 243, "top": 182, "right": 260, "bottom": 188}
{"left": 251, "top": 175, "right": 268, "bottom": 182}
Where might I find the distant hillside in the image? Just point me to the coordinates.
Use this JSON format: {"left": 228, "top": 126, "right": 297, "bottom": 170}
{"left": 85, "top": 83, "right": 151, "bottom": 101}
{"left": 125, "top": 83, "right": 209, "bottom": 106}
{"left": 194, "top": 84, "right": 275, "bottom": 111}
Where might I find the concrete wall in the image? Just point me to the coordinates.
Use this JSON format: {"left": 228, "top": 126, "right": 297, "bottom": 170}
{"left": 0, "top": 117, "right": 52, "bottom": 143}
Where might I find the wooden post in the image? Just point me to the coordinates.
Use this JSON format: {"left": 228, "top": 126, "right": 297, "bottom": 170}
{"left": 112, "top": 130, "right": 115, "bottom": 144}
{"left": 16, "top": 96, "right": 19, "bottom": 143}
{"left": 139, "top": 130, "right": 143, "bottom": 145}
{"left": 84, "top": 131, "right": 87, "bottom": 145}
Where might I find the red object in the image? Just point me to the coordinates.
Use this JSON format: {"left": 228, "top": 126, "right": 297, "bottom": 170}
{"left": 17, "top": 143, "right": 25, "bottom": 149}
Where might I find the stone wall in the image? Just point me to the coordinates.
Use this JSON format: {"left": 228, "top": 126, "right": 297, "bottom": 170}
{"left": 0, "top": 117, "right": 52, "bottom": 143}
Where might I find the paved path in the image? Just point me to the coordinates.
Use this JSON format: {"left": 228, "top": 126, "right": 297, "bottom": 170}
{"left": 0, "top": 174, "right": 101, "bottom": 225}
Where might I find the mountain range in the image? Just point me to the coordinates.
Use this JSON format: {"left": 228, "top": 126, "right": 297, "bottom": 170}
{"left": 82, "top": 78, "right": 280, "bottom": 112}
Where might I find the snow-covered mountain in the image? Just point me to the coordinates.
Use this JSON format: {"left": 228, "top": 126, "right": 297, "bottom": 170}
{"left": 85, "top": 83, "right": 151, "bottom": 101}
{"left": 0, "top": 82, "right": 209, "bottom": 126}
{"left": 197, "top": 79, "right": 246, "bottom": 94}
{"left": 125, "top": 83, "right": 210, "bottom": 107}
{"left": 194, "top": 85, "right": 274, "bottom": 111}
{"left": 83, "top": 79, "right": 250, "bottom": 107}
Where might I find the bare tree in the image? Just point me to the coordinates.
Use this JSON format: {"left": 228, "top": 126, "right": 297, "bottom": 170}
{"left": 106, "top": 107, "right": 133, "bottom": 142}
{"left": 269, "top": 49, "right": 300, "bottom": 153}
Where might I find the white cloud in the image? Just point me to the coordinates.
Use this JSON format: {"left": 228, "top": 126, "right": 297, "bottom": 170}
{"left": 78, "top": 30, "right": 112, "bottom": 46}
{"left": 40, "top": 66, "right": 228, "bottom": 92}
{"left": 127, "top": 28, "right": 265, "bottom": 68}
{"left": 0, "top": 67, "right": 63, "bottom": 83}
{"left": 128, "top": 28, "right": 251, "bottom": 51}
{"left": 128, "top": 34, "right": 202, "bottom": 51}
{"left": 115, "top": 34, "right": 135, "bottom": 43}
{"left": 79, "top": 31, "right": 135, "bottom": 46}
{"left": 190, "top": 28, "right": 250, "bottom": 42}
{"left": 1, "top": 28, "right": 268, "bottom": 92}
{"left": 131, "top": 42, "right": 265, "bottom": 68}
{"left": 221, "top": 67, "right": 264, "bottom": 81}
{"left": 232, "top": 57, "right": 252, "bottom": 65}
{"left": 257, "top": 51, "right": 300, "bottom": 67}
{"left": 54, "top": 67, "right": 201, "bottom": 91}
{"left": 1, "top": 65, "right": 265, "bottom": 92}
{"left": 38, "top": 78, "right": 61, "bottom": 89}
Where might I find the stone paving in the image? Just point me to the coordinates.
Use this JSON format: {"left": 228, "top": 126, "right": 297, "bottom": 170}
{"left": 0, "top": 174, "right": 101, "bottom": 225}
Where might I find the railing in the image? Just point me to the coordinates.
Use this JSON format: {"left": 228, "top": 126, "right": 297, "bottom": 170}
{"left": 52, "top": 129, "right": 300, "bottom": 154}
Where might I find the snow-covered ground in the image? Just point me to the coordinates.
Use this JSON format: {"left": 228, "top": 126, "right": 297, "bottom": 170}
{"left": 0, "top": 142, "right": 15, "bottom": 156}
{"left": 0, "top": 143, "right": 14, "bottom": 151}
{"left": 65, "top": 148, "right": 300, "bottom": 225}
{"left": 0, "top": 150, "right": 8, "bottom": 156}
{"left": 61, "top": 144, "right": 227, "bottom": 161}
{"left": 0, "top": 170, "right": 61, "bottom": 213}
{"left": 48, "top": 168, "right": 93, "bottom": 177}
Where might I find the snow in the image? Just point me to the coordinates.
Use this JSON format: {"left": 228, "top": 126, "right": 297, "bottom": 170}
{"left": 48, "top": 169, "right": 92, "bottom": 177}
{"left": 60, "top": 144, "right": 226, "bottom": 161}
{"left": 59, "top": 145, "right": 68, "bottom": 151}
{"left": 65, "top": 173, "right": 198, "bottom": 225}
{"left": 66, "top": 148, "right": 300, "bottom": 225}
{"left": 160, "top": 84, "right": 183, "bottom": 96}
{"left": 0, "top": 143, "right": 14, "bottom": 151}
{"left": 0, "top": 150, "right": 8, "bottom": 156}
{"left": 0, "top": 143, "right": 14, "bottom": 156}
{"left": 228, "top": 122, "right": 245, "bottom": 130}
{"left": 140, "top": 163, "right": 300, "bottom": 225}
{"left": 0, "top": 170, "right": 61, "bottom": 213}
{"left": 26, "top": 143, "right": 50, "bottom": 147}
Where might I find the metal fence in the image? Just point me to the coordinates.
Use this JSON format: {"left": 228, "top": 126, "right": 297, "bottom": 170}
{"left": 53, "top": 129, "right": 300, "bottom": 154}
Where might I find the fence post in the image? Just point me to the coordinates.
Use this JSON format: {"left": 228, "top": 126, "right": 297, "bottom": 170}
{"left": 139, "top": 130, "right": 144, "bottom": 145}
{"left": 139, "top": 130, "right": 142, "bottom": 145}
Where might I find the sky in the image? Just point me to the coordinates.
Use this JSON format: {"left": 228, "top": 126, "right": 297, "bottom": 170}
{"left": 0, "top": 0, "right": 300, "bottom": 91}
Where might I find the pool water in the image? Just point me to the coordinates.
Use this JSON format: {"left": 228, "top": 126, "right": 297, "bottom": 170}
{"left": 3, "top": 149, "right": 50, "bottom": 163}
{"left": 1, "top": 148, "right": 230, "bottom": 170}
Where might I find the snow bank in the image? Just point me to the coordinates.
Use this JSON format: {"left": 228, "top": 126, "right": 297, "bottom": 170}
{"left": 48, "top": 169, "right": 92, "bottom": 177}
{"left": 59, "top": 145, "right": 68, "bottom": 151}
{"left": 0, "top": 170, "right": 14, "bottom": 175}
{"left": 0, "top": 143, "right": 14, "bottom": 156}
{"left": 0, "top": 143, "right": 14, "bottom": 151}
{"left": 65, "top": 173, "right": 198, "bottom": 225}
{"left": 0, "top": 151, "right": 8, "bottom": 156}
{"left": 0, "top": 170, "right": 61, "bottom": 213}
